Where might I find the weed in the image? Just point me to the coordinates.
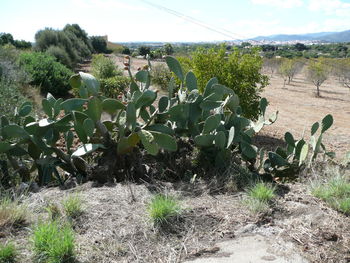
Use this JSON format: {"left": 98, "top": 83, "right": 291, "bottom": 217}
{"left": 62, "top": 194, "right": 83, "bottom": 219}
{"left": 45, "top": 203, "right": 61, "bottom": 221}
{"left": 0, "top": 243, "right": 17, "bottom": 263}
{"left": 247, "top": 183, "right": 276, "bottom": 202}
{"left": 243, "top": 198, "right": 270, "bottom": 214}
{"left": 147, "top": 195, "right": 181, "bottom": 225}
{"left": 32, "top": 221, "right": 75, "bottom": 263}
{"left": 0, "top": 198, "right": 27, "bottom": 230}
{"left": 311, "top": 175, "right": 350, "bottom": 215}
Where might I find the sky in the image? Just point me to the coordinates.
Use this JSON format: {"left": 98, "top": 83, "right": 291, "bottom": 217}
{"left": 1, "top": 0, "right": 350, "bottom": 42}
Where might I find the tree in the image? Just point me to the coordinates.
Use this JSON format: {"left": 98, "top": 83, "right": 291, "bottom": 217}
{"left": 263, "top": 57, "right": 282, "bottom": 77}
{"left": 121, "top": 47, "right": 131, "bottom": 55}
{"left": 90, "top": 36, "right": 107, "bottom": 53}
{"left": 279, "top": 58, "right": 304, "bottom": 86}
{"left": 307, "top": 59, "right": 330, "bottom": 97}
{"left": 0, "top": 33, "right": 14, "bottom": 46}
{"left": 163, "top": 43, "right": 174, "bottom": 55}
{"left": 294, "top": 43, "right": 308, "bottom": 51}
{"left": 138, "top": 46, "right": 150, "bottom": 57}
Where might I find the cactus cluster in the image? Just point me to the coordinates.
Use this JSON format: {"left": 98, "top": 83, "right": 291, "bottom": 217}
{"left": 0, "top": 56, "right": 278, "bottom": 185}
{"left": 263, "top": 114, "right": 334, "bottom": 179}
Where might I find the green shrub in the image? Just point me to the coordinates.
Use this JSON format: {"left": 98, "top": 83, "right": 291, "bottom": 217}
{"left": 151, "top": 64, "right": 172, "bottom": 90}
{"left": 180, "top": 46, "right": 268, "bottom": 119}
{"left": 0, "top": 243, "right": 17, "bottom": 263}
{"left": 46, "top": 45, "right": 72, "bottom": 68}
{"left": 91, "top": 54, "right": 119, "bottom": 79}
{"left": 62, "top": 194, "right": 83, "bottom": 219}
{"left": 19, "top": 52, "right": 73, "bottom": 96}
{"left": 32, "top": 221, "right": 75, "bottom": 263}
{"left": 99, "top": 76, "right": 130, "bottom": 98}
{"left": 147, "top": 195, "right": 181, "bottom": 225}
{"left": 90, "top": 36, "right": 107, "bottom": 53}
{"left": 247, "top": 183, "right": 275, "bottom": 202}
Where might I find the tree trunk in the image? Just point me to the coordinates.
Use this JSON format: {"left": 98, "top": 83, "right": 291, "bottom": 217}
{"left": 316, "top": 85, "right": 320, "bottom": 97}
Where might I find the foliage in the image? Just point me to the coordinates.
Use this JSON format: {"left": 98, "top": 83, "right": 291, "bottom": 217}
{"left": 147, "top": 194, "right": 181, "bottom": 225}
{"left": 311, "top": 169, "right": 350, "bottom": 215}
{"left": 163, "top": 43, "right": 174, "bottom": 55}
{"left": 264, "top": 114, "right": 334, "bottom": 179}
{"left": 62, "top": 194, "right": 83, "bottom": 219}
{"left": 91, "top": 54, "right": 119, "bottom": 79}
{"left": 46, "top": 45, "right": 72, "bottom": 68}
{"left": 330, "top": 58, "right": 350, "bottom": 90}
{"left": 279, "top": 58, "right": 304, "bottom": 85}
{"left": 32, "top": 221, "right": 75, "bottom": 263}
{"left": 121, "top": 47, "right": 131, "bottom": 55}
{"left": 99, "top": 76, "right": 130, "bottom": 98}
{"left": 138, "top": 46, "right": 151, "bottom": 57}
{"left": 180, "top": 46, "right": 269, "bottom": 119}
{"left": 90, "top": 36, "right": 107, "bottom": 53}
{"left": 263, "top": 57, "right": 282, "bottom": 77}
{"left": 150, "top": 64, "right": 172, "bottom": 90}
{"left": 0, "top": 197, "right": 27, "bottom": 229}
{"left": 0, "top": 32, "right": 31, "bottom": 49}
{"left": 0, "top": 243, "right": 17, "bottom": 263}
{"left": 19, "top": 52, "right": 73, "bottom": 95}
{"left": 307, "top": 59, "right": 330, "bottom": 96}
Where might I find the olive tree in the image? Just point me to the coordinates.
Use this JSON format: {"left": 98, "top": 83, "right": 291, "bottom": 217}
{"left": 279, "top": 58, "right": 305, "bottom": 87}
{"left": 307, "top": 59, "right": 330, "bottom": 97}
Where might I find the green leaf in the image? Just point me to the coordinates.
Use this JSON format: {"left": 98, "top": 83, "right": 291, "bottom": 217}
{"left": 259, "top": 98, "right": 268, "bottom": 115}
{"left": 83, "top": 118, "right": 95, "bottom": 137}
{"left": 240, "top": 141, "right": 257, "bottom": 160}
{"left": 79, "top": 72, "right": 100, "bottom": 96}
{"left": 139, "top": 130, "right": 159, "bottom": 155}
{"left": 0, "top": 142, "right": 12, "bottom": 153}
{"left": 86, "top": 97, "right": 102, "bottom": 122}
{"left": 126, "top": 103, "right": 136, "bottom": 130}
{"left": 165, "top": 56, "right": 184, "bottom": 82}
{"left": 268, "top": 152, "right": 288, "bottom": 167}
{"left": 311, "top": 122, "right": 319, "bottom": 136}
{"left": 321, "top": 114, "right": 333, "bottom": 133}
{"left": 168, "top": 77, "right": 175, "bottom": 98}
{"left": 203, "top": 114, "right": 221, "bottom": 134}
{"left": 102, "top": 98, "right": 125, "bottom": 114}
{"left": 150, "top": 131, "right": 177, "bottom": 152}
{"left": 69, "top": 74, "right": 82, "bottom": 90}
{"left": 194, "top": 134, "right": 215, "bottom": 147}
{"left": 158, "top": 96, "right": 169, "bottom": 113}
{"left": 299, "top": 144, "right": 309, "bottom": 166}
{"left": 168, "top": 104, "right": 189, "bottom": 122}
{"left": 65, "top": 131, "right": 74, "bottom": 152}
{"left": 1, "top": 124, "right": 30, "bottom": 139}
{"left": 135, "top": 90, "right": 157, "bottom": 109}
{"left": 146, "top": 124, "right": 175, "bottom": 136}
{"left": 18, "top": 102, "right": 32, "bottom": 117}
{"left": 135, "top": 70, "right": 149, "bottom": 83}
{"left": 61, "top": 98, "right": 86, "bottom": 112}
{"left": 203, "top": 77, "right": 218, "bottom": 97}
{"left": 200, "top": 100, "right": 222, "bottom": 111}
{"left": 185, "top": 71, "right": 197, "bottom": 91}
{"left": 215, "top": 131, "right": 226, "bottom": 150}
{"left": 72, "top": 144, "right": 104, "bottom": 157}
{"left": 294, "top": 139, "right": 306, "bottom": 160}
{"left": 284, "top": 132, "right": 295, "bottom": 147}
{"left": 227, "top": 126, "right": 235, "bottom": 148}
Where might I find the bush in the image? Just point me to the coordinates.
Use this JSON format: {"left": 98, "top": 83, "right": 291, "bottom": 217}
{"left": 19, "top": 52, "right": 73, "bottom": 96}
{"left": 99, "top": 76, "right": 130, "bottom": 98}
{"left": 147, "top": 195, "right": 181, "bottom": 225}
{"left": 91, "top": 54, "right": 119, "bottom": 79}
{"left": 46, "top": 45, "right": 72, "bottom": 68}
{"left": 90, "top": 36, "right": 107, "bottom": 53}
{"left": 180, "top": 46, "right": 268, "bottom": 119}
{"left": 151, "top": 64, "right": 172, "bottom": 90}
{"left": 0, "top": 243, "right": 17, "bottom": 263}
{"left": 32, "top": 221, "right": 75, "bottom": 263}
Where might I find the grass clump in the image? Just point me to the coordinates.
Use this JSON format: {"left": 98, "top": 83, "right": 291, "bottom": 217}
{"left": 0, "top": 243, "right": 17, "bottom": 263}
{"left": 32, "top": 221, "right": 75, "bottom": 263}
{"left": 62, "top": 194, "right": 83, "bottom": 219}
{"left": 0, "top": 198, "right": 27, "bottom": 230}
{"left": 147, "top": 195, "right": 181, "bottom": 225}
{"left": 244, "top": 182, "right": 275, "bottom": 213}
{"left": 311, "top": 175, "right": 350, "bottom": 215}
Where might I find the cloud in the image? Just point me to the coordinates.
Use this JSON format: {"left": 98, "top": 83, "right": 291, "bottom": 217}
{"left": 308, "top": 0, "right": 350, "bottom": 16}
{"left": 251, "top": 0, "right": 303, "bottom": 8}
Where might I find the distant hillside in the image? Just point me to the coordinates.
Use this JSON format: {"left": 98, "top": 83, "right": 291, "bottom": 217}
{"left": 250, "top": 30, "right": 350, "bottom": 43}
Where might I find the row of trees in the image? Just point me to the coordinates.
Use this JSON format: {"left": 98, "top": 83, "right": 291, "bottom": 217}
{"left": 0, "top": 33, "right": 32, "bottom": 49}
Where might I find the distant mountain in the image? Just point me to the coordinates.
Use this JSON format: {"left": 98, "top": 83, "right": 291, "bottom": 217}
{"left": 250, "top": 30, "right": 350, "bottom": 43}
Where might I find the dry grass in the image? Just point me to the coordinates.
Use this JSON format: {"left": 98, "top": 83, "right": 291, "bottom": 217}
{"left": 0, "top": 197, "right": 27, "bottom": 230}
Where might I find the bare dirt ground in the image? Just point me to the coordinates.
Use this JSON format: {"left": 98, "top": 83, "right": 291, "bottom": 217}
{"left": 3, "top": 179, "right": 350, "bottom": 263}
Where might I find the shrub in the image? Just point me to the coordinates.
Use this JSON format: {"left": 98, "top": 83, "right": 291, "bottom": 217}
{"left": 32, "top": 221, "right": 75, "bottom": 263}
{"left": 91, "top": 54, "right": 119, "bottom": 79}
{"left": 0, "top": 243, "right": 17, "bottom": 263}
{"left": 62, "top": 194, "right": 83, "bottom": 219}
{"left": 151, "top": 64, "right": 172, "bottom": 90}
{"left": 46, "top": 45, "right": 72, "bottom": 68}
{"left": 19, "top": 52, "right": 73, "bottom": 96}
{"left": 99, "top": 76, "right": 130, "bottom": 98}
{"left": 180, "top": 46, "right": 269, "bottom": 119}
{"left": 247, "top": 183, "right": 275, "bottom": 202}
{"left": 90, "top": 36, "right": 107, "bottom": 53}
{"left": 147, "top": 195, "right": 181, "bottom": 225}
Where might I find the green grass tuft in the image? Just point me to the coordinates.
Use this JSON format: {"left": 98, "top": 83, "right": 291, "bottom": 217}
{"left": 247, "top": 182, "right": 276, "bottom": 202}
{"left": 62, "top": 194, "right": 83, "bottom": 219}
{"left": 32, "top": 221, "right": 75, "bottom": 263}
{"left": 147, "top": 195, "right": 181, "bottom": 225}
{"left": 311, "top": 175, "right": 350, "bottom": 215}
{"left": 0, "top": 198, "right": 27, "bottom": 229}
{"left": 0, "top": 243, "right": 17, "bottom": 263}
